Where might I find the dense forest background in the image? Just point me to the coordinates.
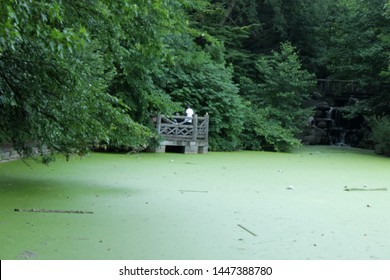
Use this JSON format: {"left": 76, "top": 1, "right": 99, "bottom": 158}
{"left": 1, "top": 0, "right": 390, "bottom": 161}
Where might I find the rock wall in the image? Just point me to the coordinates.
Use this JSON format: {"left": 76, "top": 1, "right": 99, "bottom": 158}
{"left": 301, "top": 95, "right": 363, "bottom": 146}
{"left": 0, "top": 143, "right": 49, "bottom": 162}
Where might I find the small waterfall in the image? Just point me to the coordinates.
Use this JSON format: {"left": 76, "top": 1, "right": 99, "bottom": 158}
{"left": 326, "top": 107, "right": 334, "bottom": 119}
{"left": 328, "top": 107, "right": 348, "bottom": 146}
{"left": 332, "top": 107, "right": 342, "bottom": 128}
{"left": 303, "top": 94, "right": 365, "bottom": 147}
{"left": 339, "top": 130, "right": 347, "bottom": 146}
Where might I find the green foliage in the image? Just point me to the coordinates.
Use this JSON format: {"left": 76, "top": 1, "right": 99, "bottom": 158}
{"left": 241, "top": 106, "right": 302, "bottom": 152}
{"left": 380, "top": 0, "right": 390, "bottom": 81}
{"left": 240, "top": 43, "right": 315, "bottom": 151}
{"left": 2, "top": 0, "right": 390, "bottom": 159}
{"left": 0, "top": 0, "right": 151, "bottom": 161}
{"left": 196, "top": 0, "right": 326, "bottom": 80}
{"left": 160, "top": 35, "right": 245, "bottom": 151}
{"left": 318, "top": 0, "right": 389, "bottom": 86}
{"left": 367, "top": 116, "right": 390, "bottom": 156}
{"left": 0, "top": 0, "right": 87, "bottom": 56}
{"left": 1, "top": 0, "right": 251, "bottom": 158}
{"left": 255, "top": 43, "right": 315, "bottom": 112}
{"left": 93, "top": 0, "right": 178, "bottom": 124}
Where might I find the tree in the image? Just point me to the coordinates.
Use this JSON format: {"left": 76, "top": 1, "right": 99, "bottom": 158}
{"left": 0, "top": 0, "right": 151, "bottom": 161}
{"left": 193, "top": 0, "right": 327, "bottom": 80}
{"left": 1, "top": 0, "right": 250, "bottom": 158}
{"left": 240, "top": 42, "right": 315, "bottom": 151}
{"left": 7, "top": 0, "right": 389, "bottom": 157}
{"left": 317, "top": 0, "right": 389, "bottom": 86}
{"left": 380, "top": 0, "right": 390, "bottom": 81}
{"left": 159, "top": 32, "right": 246, "bottom": 151}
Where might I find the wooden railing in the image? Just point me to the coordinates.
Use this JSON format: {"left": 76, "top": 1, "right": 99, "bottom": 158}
{"left": 317, "top": 79, "right": 363, "bottom": 94}
{"left": 156, "top": 114, "right": 209, "bottom": 141}
{"left": 317, "top": 79, "right": 390, "bottom": 97}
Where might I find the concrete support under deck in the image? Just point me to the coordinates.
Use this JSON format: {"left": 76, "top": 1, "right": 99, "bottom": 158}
{"left": 155, "top": 140, "right": 208, "bottom": 154}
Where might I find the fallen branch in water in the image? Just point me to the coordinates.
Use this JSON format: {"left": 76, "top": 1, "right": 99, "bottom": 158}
{"left": 179, "top": 190, "right": 208, "bottom": 193}
{"left": 14, "top": 208, "right": 94, "bottom": 214}
{"left": 344, "top": 188, "right": 388, "bottom": 192}
{"left": 237, "top": 224, "right": 257, "bottom": 236}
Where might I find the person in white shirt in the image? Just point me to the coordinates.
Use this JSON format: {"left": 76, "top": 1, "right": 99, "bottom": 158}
{"left": 185, "top": 104, "right": 194, "bottom": 124}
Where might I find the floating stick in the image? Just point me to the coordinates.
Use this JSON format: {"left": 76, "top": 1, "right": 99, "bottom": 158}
{"left": 14, "top": 208, "right": 94, "bottom": 214}
{"left": 179, "top": 190, "right": 208, "bottom": 193}
{"left": 237, "top": 224, "right": 257, "bottom": 236}
{"left": 344, "top": 188, "right": 388, "bottom": 192}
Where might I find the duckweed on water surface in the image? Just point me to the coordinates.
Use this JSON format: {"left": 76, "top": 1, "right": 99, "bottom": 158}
{"left": 1, "top": 146, "right": 390, "bottom": 259}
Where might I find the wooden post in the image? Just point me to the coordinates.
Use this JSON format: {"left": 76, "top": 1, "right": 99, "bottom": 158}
{"left": 192, "top": 114, "right": 198, "bottom": 141}
{"left": 204, "top": 113, "right": 209, "bottom": 141}
{"left": 156, "top": 114, "right": 162, "bottom": 134}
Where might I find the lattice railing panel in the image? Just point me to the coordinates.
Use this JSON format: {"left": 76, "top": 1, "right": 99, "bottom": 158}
{"left": 156, "top": 114, "right": 209, "bottom": 141}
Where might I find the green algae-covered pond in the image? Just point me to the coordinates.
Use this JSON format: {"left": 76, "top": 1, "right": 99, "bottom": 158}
{"left": 1, "top": 146, "right": 390, "bottom": 260}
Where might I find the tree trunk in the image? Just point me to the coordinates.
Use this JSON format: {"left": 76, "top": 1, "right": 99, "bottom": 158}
{"left": 219, "top": 0, "right": 238, "bottom": 26}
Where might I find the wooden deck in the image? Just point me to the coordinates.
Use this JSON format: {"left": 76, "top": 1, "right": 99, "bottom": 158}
{"left": 154, "top": 114, "right": 209, "bottom": 154}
